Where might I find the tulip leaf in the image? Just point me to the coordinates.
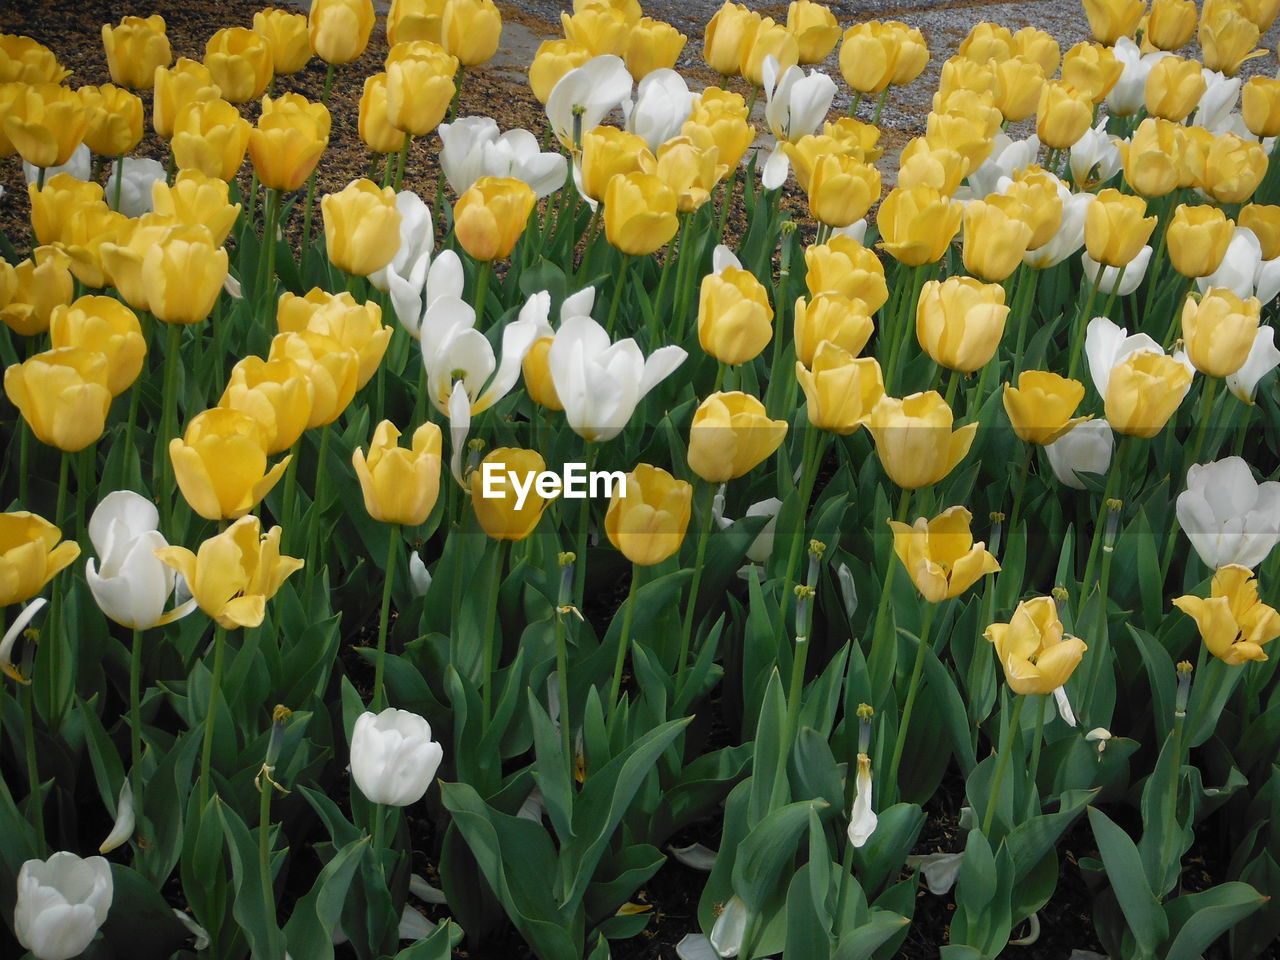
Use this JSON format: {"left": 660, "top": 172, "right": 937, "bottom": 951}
{"left": 215, "top": 797, "right": 287, "bottom": 960}
{"left": 850, "top": 803, "right": 925, "bottom": 899}
{"left": 100, "top": 863, "right": 192, "bottom": 960}
{"left": 1164, "top": 882, "right": 1267, "bottom": 960}
{"left": 732, "top": 799, "right": 825, "bottom": 914}
{"left": 1086, "top": 806, "right": 1169, "bottom": 953}
{"left": 391, "top": 919, "right": 464, "bottom": 960}
{"left": 283, "top": 834, "right": 370, "bottom": 960}
{"left": 748, "top": 670, "right": 788, "bottom": 825}
{"left": 528, "top": 689, "right": 574, "bottom": 845}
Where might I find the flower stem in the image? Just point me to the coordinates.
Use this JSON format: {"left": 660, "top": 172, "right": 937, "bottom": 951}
{"left": 1027, "top": 693, "right": 1047, "bottom": 793}
{"left": 608, "top": 570, "right": 640, "bottom": 716}
{"left": 373, "top": 526, "right": 399, "bottom": 711}
{"left": 199, "top": 625, "right": 229, "bottom": 809}
{"left": 22, "top": 683, "right": 44, "bottom": 848}
{"left": 676, "top": 480, "right": 716, "bottom": 690}
{"left": 981, "top": 692, "right": 1026, "bottom": 836}
{"left": 473, "top": 258, "right": 492, "bottom": 325}
{"left": 1066, "top": 272, "right": 1101, "bottom": 381}
{"left": 886, "top": 601, "right": 939, "bottom": 802}
{"left": 481, "top": 539, "right": 508, "bottom": 725}
{"left": 157, "top": 322, "right": 182, "bottom": 525}
{"left": 309, "top": 424, "right": 331, "bottom": 574}
{"left": 130, "top": 629, "right": 143, "bottom": 789}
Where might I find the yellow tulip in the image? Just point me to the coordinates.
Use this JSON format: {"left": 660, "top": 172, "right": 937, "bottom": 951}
{"left": 562, "top": 5, "right": 628, "bottom": 57}
{"left": 267, "top": 331, "right": 360, "bottom": 427}
{"left": 985, "top": 596, "right": 1086, "bottom": 694}
{"left": 470, "top": 448, "right": 553, "bottom": 541}
{"left": 219, "top": 355, "right": 314, "bottom": 454}
{"left": 890, "top": 506, "right": 1000, "bottom": 603}
{"left": 145, "top": 225, "right": 230, "bottom": 325}
{"left": 359, "top": 73, "right": 406, "bottom": 154}
{"left": 522, "top": 337, "right": 561, "bottom": 410}
{"left": 1199, "top": 0, "right": 1266, "bottom": 75}
{"left": 894, "top": 138, "right": 968, "bottom": 196}
{"left": 98, "top": 213, "right": 177, "bottom": 312}
{"left": 698, "top": 266, "right": 774, "bottom": 365}
{"left": 151, "top": 170, "right": 242, "bottom": 247}
{"left": 684, "top": 87, "right": 754, "bottom": 169}
{"left": 580, "top": 127, "right": 655, "bottom": 203}
{"left": 804, "top": 235, "right": 888, "bottom": 311}
{"left": 807, "top": 153, "right": 880, "bottom": 228}
{"left": 253, "top": 9, "right": 312, "bottom": 75}
{"left": 1035, "top": 80, "right": 1093, "bottom": 149}
{"left": 353, "top": 420, "right": 443, "bottom": 526}
{"left": 1, "top": 246, "right": 73, "bottom": 337}
{"left": 704, "top": 2, "right": 760, "bottom": 78}
{"left": 1173, "top": 565, "right": 1279, "bottom": 666}
{"left": 961, "top": 199, "right": 1033, "bottom": 283}
{"left": 687, "top": 392, "right": 788, "bottom": 482}
{"left": 171, "top": 98, "right": 251, "bottom": 182}
{"left": 793, "top": 292, "right": 874, "bottom": 366}
{"left": 795, "top": 343, "right": 885, "bottom": 435}
{"left": 1144, "top": 0, "right": 1197, "bottom": 50}
{"left": 916, "top": 276, "right": 1008, "bottom": 372}
{"left": 1181, "top": 288, "right": 1262, "bottom": 378}
{"left": 938, "top": 57, "right": 997, "bottom": 103}
{"left": 1143, "top": 54, "right": 1205, "bottom": 121}
{"left": 27, "top": 174, "right": 101, "bottom": 247}
{"left": 866, "top": 392, "right": 976, "bottom": 489}
{"left": 1061, "top": 41, "right": 1122, "bottom": 103}
{"left": 1002, "top": 167, "right": 1065, "bottom": 250}
{"left": 1118, "top": 117, "right": 1183, "bottom": 199}
{"left": 529, "top": 39, "right": 592, "bottom": 103}
{"left": 740, "top": 17, "right": 799, "bottom": 87}
{"left": 0, "top": 35, "right": 70, "bottom": 86}
{"left": 1011, "top": 26, "right": 1061, "bottom": 75}
{"left": 0, "top": 511, "right": 80, "bottom": 608}
{"left": 55, "top": 202, "right": 130, "bottom": 290}
{"left": 604, "top": 172, "right": 679, "bottom": 256}
{"left": 277, "top": 287, "right": 390, "bottom": 388}
{"left": 48, "top": 296, "right": 145, "bottom": 396}
{"left": 1002, "top": 371, "right": 1090, "bottom": 444}
{"left": 1105, "top": 350, "right": 1193, "bottom": 438}
{"left": 249, "top": 93, "right": 330, "bottom": 192}
{"left": 1085, "top": 188, "right": 1157, "bottom": 267}
{"left": 385, "top": 40, "right": 457, "bottom": 136}
{"left": 657, "top": 133, "right": 725, "bottom": 214}
{"left": 840, "top": 20, "right": 927, "bottom": 94}
{"left": 605, "top": 464, "right": 692, "bottom": 566}
{"left": 152, "top": 58, "right": 220, "bottom": 139}
{"left": 1243, "top": 77, "right": 1280, "bottom": 138}
{"left": 204, "top": 27, "right": 273, "bottom": 104}
{"left": 322, "top": 179, "right": 403, "bottom": 277}
{"left": 877, "top": 185, "right": 961, "bottom": 266}
{"left": 1083, "top": 0, "right": 1145, "bottom": 44}
{"left": 102, "top": 15, "right": 171, "bottom": 90}
{"left": 4, "top": 346, "right": 112, "bottom": 452}
{"left": 923, "top": 110, "right": 996, "bottom": 175}
{"left": 958, "top": 21, "right": 1014, "bottom": 63}
{"left": 1240, "top": 203, "right": 1280, "bottom": 260}
{"left": 156, "top": 515, "right": 303, "bottom": 630}
{"left": 438, "top": 0, "right": 501, "bottom": 65}
{"left": 992, "top": 56, "right": 1045, "bottom": 123}
{"left": 1238, "top": 0, "right": 1280, "bottom": 29}
{"left": 308, "top": 0, "right": 376, "bottom": 66}
{"left": 623, "top": 17, "right": 687, "bottom": 79}
{"left": 454, "top": 176, "right": 537, "bottom": 262}
{"left": 169, "top": 408, "right": 290, "bottom": 521}
{"left": 787, "top": 0, "right": 840, "bottom": 63}
{"left": 3, "top": 83, "right": 86, "bottom": 168}
{"left": 78, "top": 84, "right": 144, "bottom": 157}
{"left": 1197, "top": 132, "right": 1268, "bottom": 205}
{"left": 388, "top": 0, "right": 446, "bottom": 46}
{"left": 1166, "top": 204, "right": 1234, "bottom": 278}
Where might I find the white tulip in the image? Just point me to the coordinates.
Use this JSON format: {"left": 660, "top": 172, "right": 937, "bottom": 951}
{"left": 547, "top": 314, "right": 686, "bottom": 442}
{"left": 1085, "top": 315, "right": 1192, "bottom": 401}
{"left": 1024, "top": 191, "right": 1092, "bottom": 269}
{"left": 546, "top": 55, "right": 633, "bottom": 151}
{"left": 86, "top": 491, "right": 196, "bottom": 631}
{"left": 712, "top": 494, "right": 783, "bottom": 564}
{"left": 625, "top": 69, "right": 694, "bottom": 152}
{"left": 1, "top": 597, "right": 47, "bottom": 682}
{"left": 1045, "top": 420, "right": 1115, "bottom": 490}
{"left": 480, "top": 128, "right": 566, "bottom": 199}
{"left": 371, "top": 190, "right": 434, "bottom": 310}
{"left": 833, "top": 219, "right": 868, "bottom": 244}
{"left": 15, "top": 852, "right": 113, "bottom": 960}
{"left": 847, "top": 754, "right": 878, "bottom": 848}
{"left": 1176, "top": 456, "right": 1280, "bottom": 569}
{"left": 1069, "top": 120, "right": 1121, "bottom": 187}
{"left": 762, "top": 56, "right": 836, "bottom": 144}
{"left": 1227, "top": 325, "right": 1280, "bottom": 402}
{"left": 676, "top": 934, "right": 720, "bottom": 960}
{"left": 1198, "top": 227, "right": 1280, "bottom": 304}
{"left": 438, "top": 116, "right": 497, "bottom": 196}
{"left": 104, "top": 157, "right": 167, "bottom": 217}
{"left": 709, "top": 895, "right": 749, "bottom": 958}
{"left": 962, "top": 133, "right": 1041, "bottom": 199}
{"left": 1106, "top": 40, "right": 1162, "bottom": 117}
{"left": 348, "top": 708, "right": 444, "bottom": 807}
{"left": 1085, "top": 727, "right": 1113, "bottom": 753}
{"left": 24, "top": 143, "right": 90, "bottom": 185}
{"left": 1196, "top": 69, "right": 1241, "bottom": 134}
{"left": 1080, "top": 245, "right": 1151, "bottom": 297}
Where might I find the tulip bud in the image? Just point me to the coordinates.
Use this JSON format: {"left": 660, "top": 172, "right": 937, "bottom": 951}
{"left": 795, "top": 343, "right": 885, "bottom": 435}
{"left": 1177, "top": 456, "right": 1280, "bottom": 569}
{"left": 353, "top": 420, "right": 443, "bottom": 526}
{"left": 1084, "top": 0, "right": 1145, "bottom": 44}
{"left": 1045, "top": 419, "right": 1114, "bottom": 488}
{"left": 1118, "top": 117, "right": 1183, "bottom": 199}
{"left": 580, "top": 126, "right": 655, "bottom": 202}
{"left": 151, "top": 170, "right": 242, "bottom": 247}
{"left": 698, "top": 264, "right": 774, "bottom": 365}
{"left": 1166, "top": 204, "right": 1234, "bottom": 278}
{"left": 102, "top": 15, "right": 171, "bottom": 90}
{"left": 1145, "top": 0, "right": 1198, "bottom": 50}
{"left": 521, "top": 336, "right": 562, "bottom": 409}
{"left": 867, "top": 392, "right": 976, "bottom": 489}
{"left": 787, "top": 1, "right": 840, "bottom": 63}
{"left": 687, "top": 392, "right": 787, "bottom": 482}
{"left": 349, "top": 708, "right": 444, "bottom": 805}
{"left": 916, "top": 276, "right": 1009, "bottom": 372}
{"left": 388, "top": 0, "right": 446, "bottom": 46}
{"left": 529, "top": 39, "right": 592, "bottom": 104}
{"left": 268, "top": 331, "right": 360, "bottom": 427}
{"left": 985, "top": 596, "right": 1086, "bottom": 694}
{"left": 1002, "top": 371, "right": 1090, "bottom": 445}
{"left": 1240, "top": 204, "right": 1280, "bottom": 260}
{"left": 219, "top": 355, "right": 314, "bottom": 454}
{"left": 891, "top": 506, "right": 1001, "bottom": 602}
{"left": 308, "top": 0, "right": 375, "bottom": 66}
{"left": 204, "top": 27, "right": 273, "bottom": 104}
{"left": 145, "top": 225, "right": 230, "bottom": 325}
{"left": 958, "top": 21, "right": 1014, "bottom": 61}
{"left": 323, "top": 179, "right": 403, "bottom": 277}
{"left": 156, "top": 515, "right": 304, "bottom": 629}
{"left": 277, "top": 287, "right": 390, "bottom": 388}
{"left": 3, "top": 83, "right": 87, "bottom": 169}
{"left": 877, "top": 185, "right": 962, "bottom": 266}
{"left": 683, "top": 86, "right": 754, "bottom": 170}
{"left": 170, "top": 408, "right": 291, "bottom": 521}
{"left": 704, "top": 2, "right": 760, "bottom": 78}
{"left": 249, "top": 93, "right": 329, "bottom": 192}
{"left": 49, "top": 296, "right": 145, "bottom": 397}
{"left": 454, "top": 175, "right": 536, "bottom": 262}
{"left": 27, "top": 174, "right": 101, "bottom": 247}
{"left": 562, "top": 5, "right": 628, "bottom": 57}
{"left": 807, "top": 153, "right": 880, "bottom": 228}
{"left": 603, "top": 171, "right": 679, "bottom": 256}
{"left": 1174, "top": 565, "right": 1279, "bottom": 665}
{"left": 1142, "top": 55, "right": 1204, "bottom": 121}
{"left": 1181, "top": 288, "right": 1262, "bottom": 378}
{"left": 1061, "top": 40, "right": 1123, "bottom": 102}
{"left": 4, "top": 346, "right": 112, "bottom": 451}
{"left": 1199, "top": 0, "right": 1266, "bottom": 75}
{"left": 740, "top": 17, "right": 799, "bottom": 87}
{"left": 1197, "top": 132, "right": 1268, "bottom": 205}
{"left": 656, "top": 133, "right": 725, "bottom": 213}
{"left": 992, "top": 56, "right": 1045, "bottom": 123}
{"left": 78, "top": 84, "right": 144, "bottom": 157}
{"left": 1, "top": 246, "right": 73, "bottom": 337}
{"left": 0, "top": 511, "right": 81, "bottom": 608}
{"left": 171, "top": 98, "right": 251, "bottom": 181}
{"left": 961, "top": 198, "right": 1034, "bottom": 283}
{"left": 605, "top": 464, "right": 692, "bottom": 566}
{"left": 1086, "top": 317, "right": 1194, "bottom": 438}
{"left": 1085, "top": 188, "right": 1157, "bottom": 267}
{"left": 1036, "top": 80, "right": 1093, "bottom": 149}
{"left": 623, "top": 17, "right": 686, "bottom": 79}
{"left": 152, "top": 58, "right": 220, "bottom": 139}
{"left": 840, "top": 20, "right": 927, "bottom": 95}
{"left": 15, "top": 853, "right": 113, "bottom": 960}
{"left": 804, "top": 234, "right": 889, "bottom": 310}
{"left": 793, "top": 292, "right": 874, "bottom": 366}
{"left": 0, "top": 35, "right": 70, "bottom": 86}
{"left": 470, "top": 447, "right": 553, "bottom": 540}
{"left": 385, "top": 40, "right": 458, "bottom": 137}
{"left": 358, "top": 73, "right": 406, "bottom": 154}
{"left": 253, "top": 9, "right": 311, "bottom": 75}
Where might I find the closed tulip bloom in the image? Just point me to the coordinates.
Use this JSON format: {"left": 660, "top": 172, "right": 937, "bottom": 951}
{"left": 958, "top": 21, "right": 1014, "bottom": 61}
{"left": 48, "top": 297, "right": 144, "bottom": 396}
{"left": 140, "top": 225, "right": 228, "bottom": 326}
{"left": 840, "top": 21, "right": 927, "bottom": 94}
{"left": 1036, "top": 81, "right": 1093, "bottom": 149}
{"left": 521, "top": 337, "right": 561, "bottom": 409}
{"left": 1240, "top": 204, "right": 1280, "bottom": 260}
{"left": 385, "top": 41, "right": 457, "bottom": 136}
{"left": 171, "top": 98, "right": 250, "bottom": 181}
{"left": 698, "top": 265, "right": 774, "bottom": 365}
{"left": 219, "top": 355, "right": 313, "bottom": 453}
{"left": 353, "top": 420, "right": 443, "bottom": 526}
{"left": 27, "top": 174, "right": 101, "bottom": 246}
{"left": 1143, "top": 55, "right": 1205, "bottom": 121}
{"left": 268, "top": 331, "right": 360, "bottom": 427}
{"left": 604, "top": 171, "right": 679, "bottom": 256}
{"left": 359, "top": 73, "right": 406, "bottom": 154}
{"left": 688, "top": 392, "right": 787, "bottom": 482}
{"left": 152, "top": 58, "right": 220, "bottom": 139}
{"left": 656, "top": 133, "right": 725, "bottom": 213}
{"left": 606, "top": 464, "right": 692, "bottom": 566}
{"left": 878, "top": 186, "right": 961, "bottom": 267}
{"left": 440, "top": 0, "right": 502, "bottom": 65}
{"left": 1174, "top": 565, "right": 1278, "bottom": 664}
{"left": 529, "top": 39, "right": 592, "bottom": 103}
{"left": 985, "top": 596, "right": 1086, "bottom": 694}
{"left": 309, "top": 0, "right": 375, "bottom": 65}
{"left": 891, "top": 506, "right": 1000, "bottom": 603}
{"left": 1045, "top": 419, "right": 1114, "bottom": 488}
{"left": 580, "top": 126, "right": 655, "bottom": 202}
{"left": 170, "top": 408, "right": 291, "bottom": 521}
{"left": 1167, "top": 204, "right": 1233, "bottom": 278}
{"left": 349, "top": 708, "right": 444, "bottom": 806}
{"left": 804, "top": 235, "right": 889, "bottom": 311}
{"left": 1145, "top": 0, "right": 1197, "bottom": 49}
{"left": 793, "top": 292, "right": 874, "bottom": 366}
{"left": 1198, "top": 133, "right": 1268, "bottom": 205}
{"left": 470, "top": 447, "right": 553, "bottom": 540}
{"left": 1241, "top": 77, "right": 1280, "bottom": 137}
{"left": 622, "top": 17, "right": 685, "bottom": 80}
{"left": 894, "top": 139, "right": 968, "bottom": 196}
{"left": 249, "top": 93, "right": 329, "bottom": 192}
{"left": 1061, "top": 41, "right": 1123, "bottom": 102}
{"left": 388, "top": 0, "right": 446, "bottom": 45}
{"left": 991, "top": 56, "right": 1045, "bottom": 123}
{"left": 1001, "top": 167, "right": 1065, "bottom": 250}
{"left": 102, "top": 15, "right": 171, "bottom": 89}
{"left": 1182, "top": 288, "right": 1262, "bottom": 378}
{"left": 1, "top": 246, "right": 73, "bottom": 337}
{"left": 1117, "top": 118, "right": 1182, "bottom": 199}
{"left": 277, "top": 288, "right": 390, "bottom": 387}
{"left": 961, "top": 199, "right": 1033, "bottom": 283}
{"left": 4, "top": 347, "right": 111, "bottom": 451}
{"left": 454, "top": 175, "right": 536, "bottom": 261}
{"left": 156, "top": 515, "right": 303, "bottom": 629}
{"left": 204, "top": 27, "right": 273, "bottom": 104}
{"left": 97, "top": 213, "right": 174, "bottom": 311}
{"left": 704, "top": 2, "right": 760, "bottom": 77}
{"left": 0, "top": 511, "right": 80, "bottom": 608}
{"left": 684, "top": 87, "right": 754, "bottom": 170}
{"left": 3, "top": 83, "right": 87, "bottom": 168}
{"left": 1199, "top": 0, "right": 1265, "bottom": 75}
{"left": 14, "top": 852, "right": 113, "bottom": 960}
{"left": 323, "top": 179, "right": 403, "bottom": 277}
{"left": 151, "top": 170, "right": 241, "bottom": 247}
{"left": 78, "top": 84, "right": 144, "bottom": 157}
{"left": 786, "top": 0, "right": 839, "bottom": 63}
{"left": 0, "top": 35, "right": 70, "bottom": 85}
{"left": 867, "top": 392, "right": 977, "bottom": 489}
{"left": 1086, "top": 317, "right": 1193, "bottom": 438}
{"left": 916, "top": 276, "right": 1008, "bottom": 372}
{"left": 1177, "top": 456, "right": 1280, "bottom": 569}
{"left": 253, "top": 9, "right": 311, "bottom": 75}
{"left": 562, "top": 4, "right": 628, "bottom": 57}
{"left": 1003, "top": 371, "right": 1090, "bottom": 445}
{"left": 1084, "top": 0, "right": 1145, "bottom": 44}
{"left": 807, "top": 153, "right": 880, "bottom": 228}
{"left": 796, "top": 343, "right": 885, "bottom": 435}
{"left": 740, "top": 18, "right": 800, "bottom": 87}
{"left": 1085, "top": 188, "right": 1157, "bottom": 267}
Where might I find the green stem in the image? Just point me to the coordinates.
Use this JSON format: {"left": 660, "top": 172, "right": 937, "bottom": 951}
{"left": 473, "top": 258, "right": 492, "bottom": 325}
{"left": 158, "top": 322, "right": 182, "bottom": 523}
{"left": 1027, "top": 693, "right": 1047, "bottom": 794}
{"left": 776, "top": 425, "right": 824, "bottom": 645}
{"left": 481, "top": 540, "right": 507, "bottom": 724}
{"left": 258, "top": 773, "right": 275, "bottom": 936}
{"left": 1183, "top": 376, "right": 1219, "bottom": 474}
{"left": 573, "top": 442, "right": 597, "bottom": 605}
{"left": 870, "top": 88, "right": 890, "bottom": 125}
{"left": 1008, "top": 445, "right": 1033, "bottom": 533}
{"left": 605, "top": 254, "right": 631, "bottom": 336}
{"left": 1066, "top": 272, "right": 1101, "bottom": 381}
{"left": 848, "top": 91, "right": 862, "bottom": 118}
{"left": 887, "top": 601, "right": 939, "bottom": 801}
{"left": 607, "top": 571, "right": 640, "bottom": 715}
{"left": 554, "top": 601, "right": 573, "bottom": 762}
{"left": 22, "top": 683, "right": 44, "bottom": 849}
{"left": 130, "top": 629, "right": 143, "bottom": 789}
{"left": 309, "top": 425, "right": 331, "bottom": 574}
{"left": 981, "top": 692, "right": 1026, "bottom": 836}
{"left": 1083, "top": 436, "right": 1128, "bottom": 591}
{"left": 199, "top": 625, "right": 229, "bottom": 809}
{"left": 279, "top": 441, "right": 299, "bottom": 550}
{"left": 321, "top": 63, "right": 336, "bottom": 105}
{"left": 393, "top": 135, "right": 411, "bottom": 191}
{"left": 676, "top": 481, "right": 716, "bottom": 688}
{"left": 373, "top": 526, "right": 399, "bottom": 711}
{"left": 260, "top": 188, "right": 280, "bottom": 310}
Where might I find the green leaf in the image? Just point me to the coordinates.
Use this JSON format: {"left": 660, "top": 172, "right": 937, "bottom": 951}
{"left": 1086, "top": 806, "right": 1168, "bottom": 953}
{"left": 216, "top": 798, "right": 286, "bottom": 960}
{"left": 732, "top": 799, "right": 826, "bottom": 913}
{"left": 392, "top": 919, "right": 464, "bottom": 960}
{"left": 1164, "top": 882, "right": 1267, "bottom": 960}
{"left": 284, "top": 835, "right": 370, "bottom": 960}
{"left": 99, "top": 863, "right": 192, "bottom": 960}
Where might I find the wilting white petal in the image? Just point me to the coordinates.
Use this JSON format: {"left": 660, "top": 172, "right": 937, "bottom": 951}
{"left": 1052, "top": 686, "right": 1077, "bottom": 727}
{"left": 669, "top": 843, "right": 718, "bottom": 871}
{"left": 709, "top": 896, "right": 748, "bottom": 957}
{"left": 99, "top": 780, "right": 135, "bottom": 853}
{"left": 907, "top": 852, "right": 965, "bottom": 894}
